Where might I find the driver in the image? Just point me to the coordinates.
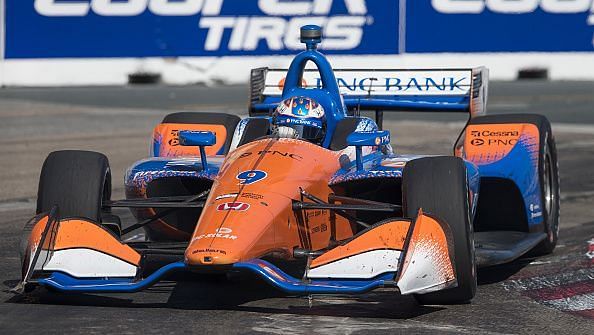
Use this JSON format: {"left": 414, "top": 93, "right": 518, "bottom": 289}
{"left": 271, "top": 96, "right": 326, "bottom": 145}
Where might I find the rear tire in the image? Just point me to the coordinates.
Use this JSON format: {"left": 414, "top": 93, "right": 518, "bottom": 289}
{"left": 403, "top": 156, "right": 476, "bottom": 304}
{"left": 36, "top": 150, "right": 111, "bottom": 222}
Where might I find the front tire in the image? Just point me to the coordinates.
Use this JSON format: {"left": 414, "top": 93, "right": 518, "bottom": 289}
{"left": 36, "top": 150, "right": 111, "bottom": 222}
{"left": 403, "top": 156, "right": 477, "bottom": 304}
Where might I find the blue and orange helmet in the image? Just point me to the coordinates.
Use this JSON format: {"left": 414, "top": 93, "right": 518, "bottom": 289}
{"left": 273, "top": 96, "right": 326, "bottom": 144}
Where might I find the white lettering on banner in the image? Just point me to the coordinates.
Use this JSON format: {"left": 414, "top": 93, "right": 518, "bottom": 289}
{"left": 35, "top": 0, "right": 90, "bottom": 16}
{"left": 433, "top": 0, "right": 594, "bottom": 15}
{"left": 259, "top": 0, "right": 366, "bottom": 16}
{"left": 486, "top": 0, "right": 538, "bottom": 14}
{"left": 199, "top": 17, "right": 234, "bottom": 51}
{"left": 91, "top": 0, "right": 147, "bottom": 16}
{"left": 431, "top": 0, "right": 485, "bottom": 14}
{"left": 34, "top": 0, "right": 367, "bottom": 17}
{"left": 541, "top": 0, "right": 591, "bottom": 13}
{"left": 243, "top": 17, "right": 286, "bottom": 51}
{"left": 34, "top": 0, "right": 370, "bottom": 51}
{"left": 432, "top": 0, "right": 594, "bottom": 45}
{"left": 148, "top": 0, "right": 202, "bottom": 16}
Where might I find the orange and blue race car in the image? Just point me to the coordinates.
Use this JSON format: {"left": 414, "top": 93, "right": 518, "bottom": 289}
{"left": 16, "top": 26, "right": 559, "bottom": 305}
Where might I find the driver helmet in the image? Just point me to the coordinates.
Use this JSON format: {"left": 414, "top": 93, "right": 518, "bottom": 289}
{"left": 272, "top": 96, "right": 326, "bottom": 145}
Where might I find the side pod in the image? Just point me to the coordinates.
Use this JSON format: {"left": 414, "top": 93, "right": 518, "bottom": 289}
{"left": 17, "top": 207, "right": 141, "bottom": 292}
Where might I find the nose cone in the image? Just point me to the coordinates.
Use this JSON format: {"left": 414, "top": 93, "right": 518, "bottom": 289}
{"left": 184, "top": 202, "right": 278, "bottom": 267}
{"left": 184, "top": 227, "right": 243, "bottom": 266}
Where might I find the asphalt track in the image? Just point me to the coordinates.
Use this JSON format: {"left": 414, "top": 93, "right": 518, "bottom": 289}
{"left": 0, "top": 81, "right": 593, "bottom": 334}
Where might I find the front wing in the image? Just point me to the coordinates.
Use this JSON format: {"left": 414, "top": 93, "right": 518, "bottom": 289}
{"left": 17, "top": 208, "right": 457, "bottom": 296}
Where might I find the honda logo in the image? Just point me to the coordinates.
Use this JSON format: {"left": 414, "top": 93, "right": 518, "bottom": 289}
{"left": 216, "top": 202, "right": 250, "bottom": 211}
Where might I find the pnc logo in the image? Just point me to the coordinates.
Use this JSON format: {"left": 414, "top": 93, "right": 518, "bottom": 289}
{"left": 278, "top": 77, "right": 308, "bottom": 91}
{"left": 470, "top": 138, "right": 485, "bottom": 146}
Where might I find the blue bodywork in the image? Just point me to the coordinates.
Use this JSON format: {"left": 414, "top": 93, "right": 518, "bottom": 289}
{"left": 38, "top": 260, "right": 394, "bottom": 295}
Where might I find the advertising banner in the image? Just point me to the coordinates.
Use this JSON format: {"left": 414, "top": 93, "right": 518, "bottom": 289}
{"left": 5, "top": 0, "right": 400, "bottom": 58}
{"left": 407, "top": 0, "right": 594, "bottom": 52}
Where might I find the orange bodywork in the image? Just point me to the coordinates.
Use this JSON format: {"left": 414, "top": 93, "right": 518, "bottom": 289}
{"left": 310, "top": 219, "right": 410, "bottom": 269}
{"left": 399, "top": 211, "right": 455, "bottom": 284}
{"left": 153, "top": 123, "right": 227, "bottom": 157}
{"left": 184, "top": 138, "right": 354, "bottom": 266}
{"left": 26, "top": 216, "right": 140, "bottom": 266}
{"left": 462, "top": 123, "right": 539, "bottom": 164}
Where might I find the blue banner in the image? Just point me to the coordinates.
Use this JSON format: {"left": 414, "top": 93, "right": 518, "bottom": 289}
{"left": 407, "top": 1, "right": 594, "bottom": 52}
{"left": 5, "top": 0, "right": 400, "bottom": 58}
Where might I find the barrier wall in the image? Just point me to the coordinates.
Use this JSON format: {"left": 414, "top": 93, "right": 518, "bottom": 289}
{"left": 1, "top": 0, "right": 594, "bottom": 86}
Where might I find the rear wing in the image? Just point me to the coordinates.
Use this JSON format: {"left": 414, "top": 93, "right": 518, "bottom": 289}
{"left": 249, "top": 68, "right": 489, "bottom": 118}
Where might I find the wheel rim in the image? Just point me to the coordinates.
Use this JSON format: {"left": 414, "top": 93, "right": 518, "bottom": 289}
{"left": 543, "top": 143, "right": 558, "bottom": 242}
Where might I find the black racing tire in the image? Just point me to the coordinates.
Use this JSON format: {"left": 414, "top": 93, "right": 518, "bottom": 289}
{"left": 469, "top": 114, "right": 560, "bottom": 255}
{"left": 36, "top": 150, "right": 111, "bottom": 222}
{"left": 403, "top": 156, "right": 476, "bottom": 305}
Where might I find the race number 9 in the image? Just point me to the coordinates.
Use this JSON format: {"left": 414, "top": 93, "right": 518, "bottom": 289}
{"left": 237, "top": 170, "right": 267, "bottom": 185}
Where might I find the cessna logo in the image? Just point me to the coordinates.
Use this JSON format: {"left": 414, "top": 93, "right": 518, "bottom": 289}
{"left": 471, "top": 130, "right": 519, "bottom": 137}
{"left": 34, "top": 0, "right": 371, "bottom": 51}
{"left": 217, "top": 202, "right": 250, "bottom": 211}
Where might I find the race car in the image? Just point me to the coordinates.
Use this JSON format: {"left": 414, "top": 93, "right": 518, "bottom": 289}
{"left": 16, "top": 25, "right": 559, "bottom": 305}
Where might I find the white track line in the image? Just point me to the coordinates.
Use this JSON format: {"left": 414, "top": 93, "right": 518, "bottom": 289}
{"left": 542, "top": 293, "right": 594, "bottom": 312}
{"left": 503, "top": 268, "right": 594, "bottom": 291}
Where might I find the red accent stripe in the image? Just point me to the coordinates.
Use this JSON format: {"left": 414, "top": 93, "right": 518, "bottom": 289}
{"left": 523, "top": 280, "right": 594, "bottom": 301}
{"left": 570, "top": 309, "right": 594, "bottom": 319}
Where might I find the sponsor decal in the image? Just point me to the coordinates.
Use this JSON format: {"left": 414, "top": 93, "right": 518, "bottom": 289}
{"left": 472, "top": 130, "right": 520, "bottom": 137}
{"left": 241, "top": 192, "right": 264, "bottom": 200}
{"left": 306, "top": 210, "right": 327, "bottom": 219}
{"left": 470, "top": 138, "right": 485, "bottom": 146}
{"left": 278, "top": 117, "right": 323, "bottom": 127}
{"left": 217, "top": 202, "right": 250, "bottom": 211}
{"left": 311, "top": 223, "right": 329, "bottom": 234}
{"left": 192, "top": 248, "right": 227, "bottom": 255}
{"left": 469, "top": 128, "right": 519, "bottom": 146}
{"left": 530, "top": 203, "right": 543, "bottom": 219}
{"left": 215, "top": 193, "right": 239, "bottom": 201}
{"left": 168, "top": 130, "right": 180, "bottom": 146}
{"left": 239, "top": 151, "right": 303, "bottom": 161}
{"left": 192, "top": 227, "right": 237, "bottom": 241}
{"left": 237, "top": 170, "right": 267, "bottom": 185}
{"left": 265, "top": 70, "right": 471, "bottom": 96}
{"left": 278, "top": 77, "right": 307, "bottom": 91}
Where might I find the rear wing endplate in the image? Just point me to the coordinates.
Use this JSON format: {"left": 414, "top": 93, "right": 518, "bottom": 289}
{"left": 249, "top": 68, "right": 489, "bottom": 117}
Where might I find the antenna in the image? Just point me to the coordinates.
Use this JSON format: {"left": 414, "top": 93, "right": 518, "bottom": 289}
{"left": 300, "top": 25, "right": 322, "bottom": 51}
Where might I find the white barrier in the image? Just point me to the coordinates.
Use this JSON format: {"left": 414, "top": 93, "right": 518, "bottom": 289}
{"left": 2, "top": 53, "right": 594, "bottom": 87}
